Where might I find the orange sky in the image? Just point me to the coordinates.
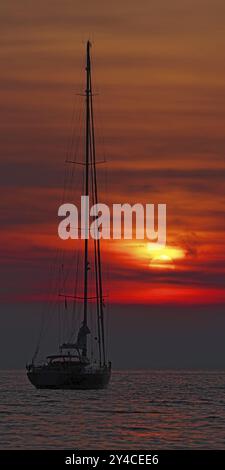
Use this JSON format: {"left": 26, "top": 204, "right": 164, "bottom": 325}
{"left": 0, "top": 0, "right": 225, "bottom": 305}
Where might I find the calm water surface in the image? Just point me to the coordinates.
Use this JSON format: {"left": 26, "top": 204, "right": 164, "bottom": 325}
{"left": 0, "top": 370, "right": 225, "bottom": 449}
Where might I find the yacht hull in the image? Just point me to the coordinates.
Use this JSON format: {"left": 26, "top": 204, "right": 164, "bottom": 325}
{"left": 27, "top": 365, "right": 111, "bottom": 390}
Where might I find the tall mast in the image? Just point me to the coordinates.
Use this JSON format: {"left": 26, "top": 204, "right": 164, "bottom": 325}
{"left": 82, "top": 40, "right": 91, "bottom": 357}
{"left": 89, "top": 73, "right": 106, "bottom": 365}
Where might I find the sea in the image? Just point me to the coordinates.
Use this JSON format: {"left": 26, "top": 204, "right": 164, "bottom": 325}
{"left": 0, "top": 370, "right": 225, "bottom": 449}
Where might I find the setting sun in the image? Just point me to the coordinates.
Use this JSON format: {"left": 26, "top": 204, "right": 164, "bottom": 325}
{"left": 147, "top": 244, "right": 185, "bottom": 269}
{"left": 147, "top": 244, "right": 185, "bottom": 259}
{"left": 108, "top": 240, "right": 186, "bottom": 273}
{"left": 150, "top": 254, "right": 174, "bottom": 269}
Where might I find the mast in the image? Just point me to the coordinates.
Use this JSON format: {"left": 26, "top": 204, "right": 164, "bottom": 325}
{"left": 82, "top": 40, "right": 91, "bottom": 357}
{"left": 82, "top": 41, "right": 106, "bottom": 365}
{"left": 89, "top": 72, "right": 106, "bottom": 365}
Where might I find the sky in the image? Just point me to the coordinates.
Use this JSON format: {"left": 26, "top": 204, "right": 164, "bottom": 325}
{"left": 0, "top": 0, "right": 225, "bottom": 367}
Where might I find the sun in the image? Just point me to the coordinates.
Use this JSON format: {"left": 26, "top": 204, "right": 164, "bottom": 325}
{"left": 147, "top": 244, "right": 185, "bottom": 269}
{"left": 109, "top": 240, "right": 186, "bottom": 271}
{"left": 150, "top": 253, "right": 174, "bottom": 269}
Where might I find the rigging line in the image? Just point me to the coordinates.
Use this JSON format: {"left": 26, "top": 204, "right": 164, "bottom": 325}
{"left": 62, "top": 112, "right": 76, "bottom": 205}
{"left": 107, "top": 302, "right": 110, "bottom": 360}
{"left": 60, "top": 263, "right": 67, "bottom": 341}
{"left": 37, "top": 293, "right": 59, "bottom": 355}
{"left": 57, "top": 298, "right": 61, "bottom": 349}
{"left": 58, "top": 294, "right": 104, "bottom": 300}
{"left": 66, "top": 106, "right": 84, "bottom": 202}
{"left": 69, "top": 242, "right": 81, "bottom": 342}
{"left": 94, "top": 82, "right": 107, "bottom": 165}
{"left": 64, "top": 90, "right": 82, "bottom": 185}
{"left": 104, "top": 172, "right": 110, "bottom": 360}
{"left": 72, "top": 250, "right": 79, "bottom": 333}
{"left": 90, "top": 301, "right": 94, "bottom": 361}
{"left": 32, "top": 313, "right": 46, "bottom": 363}
{"left": 65, "top": 160, "right": 106, "bottom": 165}
{"left": 61, "top": 243, "right": 78, "bottom": 287}
{"left": 90, "top": 124, "right": 102, "bottom": 365}
{"left": 65, "top": 89, "right": 79, "bottom": 163}
{"left": 62, "top": 93, "right": 83, "bottom": 209}
{"left": 32, "top": 239, "right": 64, "bottom": 361}
{"left": 59, "top": 188, "right": 80, "bottom": 285}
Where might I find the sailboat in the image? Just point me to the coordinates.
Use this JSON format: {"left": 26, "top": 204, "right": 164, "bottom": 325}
{"left": 26, "top": 41, "right": 111, "bottom": 389}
